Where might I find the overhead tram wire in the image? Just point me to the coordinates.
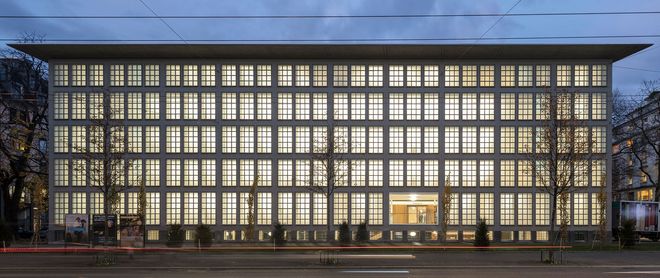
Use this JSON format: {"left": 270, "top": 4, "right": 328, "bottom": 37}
{"left": 1, "top": 11, "right": 660, "bottom": 19}
{"left": 3, "top": 34, "right": 660, "bottom": 42}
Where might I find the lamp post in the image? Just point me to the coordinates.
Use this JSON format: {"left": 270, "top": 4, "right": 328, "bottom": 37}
{"left": 268, "top": 232, "right": 274, "bottom": 252}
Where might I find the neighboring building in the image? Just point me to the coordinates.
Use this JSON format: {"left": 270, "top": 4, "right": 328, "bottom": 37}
{"left": 10, "top": 44, "right": 648, "bottom": 243}
{"left": 0, "top": 58, "right": 48, "bottom": 233}
{"left": 613, "top": 91, "right": 660, "bottom": 201}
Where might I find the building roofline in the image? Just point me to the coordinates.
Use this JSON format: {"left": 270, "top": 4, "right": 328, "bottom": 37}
{"left": 7, "top": 43, "right": 652, "bottom": 61}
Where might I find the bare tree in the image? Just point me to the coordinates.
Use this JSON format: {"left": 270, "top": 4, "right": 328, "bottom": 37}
{"left": 525, "top": 91, "right": 594, "bottom": 248}
{"left": 440, "top": 176, "right": 453, "bottom": 242}
{"left": 614, "top": 81, "right": 660, "bottom": 201}
{"left": 307, "top": 126, "right": 351, "bottom": 242}
{"left": 0, "top": 33, "right": 49, "bottom": 234}
{"left": 72, "top": 91, "right": 133, "bottom": 247}
{"left": 244, "top": 174, "right": 258, "bottom": 242}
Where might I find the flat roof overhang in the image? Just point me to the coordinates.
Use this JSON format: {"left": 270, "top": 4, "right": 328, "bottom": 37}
{"left": 7, "top": 43, "right": 652, "bottom": 61}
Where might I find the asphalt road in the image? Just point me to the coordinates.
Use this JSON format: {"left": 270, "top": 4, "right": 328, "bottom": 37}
{"left": 2, "top": 266, "right": 660, "bottom": 278}
{"left": 1, "top": 251, "right": 660, "bottom": 277}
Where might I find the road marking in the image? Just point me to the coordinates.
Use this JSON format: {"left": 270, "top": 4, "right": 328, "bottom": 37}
{"left": 342, "top": 270, "right": 410, "bottom": 274}
{"left": 607, "top": 271, "right": 660, "bottom": 274}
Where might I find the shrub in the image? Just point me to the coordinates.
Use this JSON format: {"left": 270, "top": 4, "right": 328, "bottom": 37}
{"left": 195, "top": 225, "right": 214, "bottom": 247}
{"left": 339, "top": 222, "right": 351, "bottom": 246}
{"left": 355, "top": 222, "right": 369, "bottom": 243}
{"left": 474, "top": 219, "right": 490, "bottom": 248}
{"left": 271, "top": 222, "right": 286, "bottom": 246}
{"left": 0, "top": 220, "right": 11, "bottom": 247}
{"left": 621, "top": 219, "right": 637, "bottom": 247}
{"left": 166, "top": 224, "right": 184, "bottom": 248}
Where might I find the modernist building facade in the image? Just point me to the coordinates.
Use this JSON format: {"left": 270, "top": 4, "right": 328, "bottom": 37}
{"left": 11, "top": 44, "right": 649, "bottom": 243}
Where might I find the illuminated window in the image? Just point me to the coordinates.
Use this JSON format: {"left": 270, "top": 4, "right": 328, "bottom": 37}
{"left": 145, "top": 193, "right": 160, "bottom": 225}
{"left": 278, "top": 160, "right": 293, "bottom": 187}
{"left": 166, "top": 192, "right": 181, "bottom": 225}
{"left": 462, "top": 127, "right": 477, "bottom": 154}
{"left": 145, "top": 65, "right": 160, "bottom": 87}
{"left": 295, "top": 93, "right": 311, "bottom": 120}
{"left": 183, "top": 192, "right": 198, "bottom": 225}
{"left": 127, "top": 126, "right": 142, "bottom": 153}
{"left": 444, "top": 65, "right": 459, "bottom": 87}
{"left": 110, "top": 64, "right": 125, "bottom": 86}
{"left": 201, "top": 192, "right": 216, "bottom": 225}
{"left": 407, "top": 93, "right": 421, "bottom": 120}
{"left": 500, "top": 127, "right": 516, "bottom": 154}
{"left": 389, "top": 65, "right": 404, "bottom": 87}
{"left": 462, "top": 93, "right": 477, "bottom": 120}
{"left": 53, "top": 126, "right": 69, "bottom": 153}
{"left": 222, "top": 160, "right": 237, "bottom": 187}
{"left": 574, "top": 65, "right": 590, "bottom": 87}
{"left": 312, "top": 65, "right": 327, "bottom": 87}
{"left": 296, "top": 193, "right": 311, "bottom": 225}
{"left": 517, "top": 65, "right": 533, "bottom": 87}
{"left": 500, "top": 193, "right": 515, "bottom": 225}
{"left": 71, "top": 64, "right": 86, "bottom": 86}
{"left": 166, "top": 159, "right": 181, "bottom": 187}
{"left": 278, "top": 65, "right": 293, "bottom": 86}
{"left": 500, "top": 65, "right": 515, "bottom": 87}
{"left": 556, "top": 65, "right": 572, "bottom": 87}
{"left": 222, "top": 192, "right": 237, "bottom": 225}
{"left": 54, "top": 93, "right": 69, "bottom": 120}
{"left": 573, "top": 193, "right": 589, "bottom": 225}
{"left": 183, "top": 126, "right": 199, "bottom": 153}
{"left": 592, "top": 65, "right": 607, "bottom": 87}
{"left": 255, "top": 92, "right": 271, "bottom": 120}
{"left": 444, "top": 93, "right": 459, "bottom": 120}
{"left": 351, "top": 65, "right": 366, "bottom": 87}
{"left": 518, "top": 193, "right": 533, "bottom": 225}
{"left": 217, "top": 93, "right": 235, "bottom": 120}
{"left": 368, "top": 65, "right": 383, "bottom": 87}
{"left": 406, "top": 65, "right": 421, "bottom": 87}
{"left": 518, "top": 93, "right": 533, "bottom": 120}
{"left": 351, "top": 193, "right": 366, "bottom": 224}
{"left": 166, "top": 126, "right": 181, "bottom": 153}
{"left": 407, "top": 126, "right": 421, "bottom": 153}
{"left": 278, "top": 193, "right": 293, "bottom": 224}
{"left": 518, "top": 127, "right": 532, "bottom": 153}
{"left": 424, "top": 126, "right": 439, "bottom": 154}
{"left": 70, "top": 92, "right": 86, "bottom": 120}
{"left": 53, "top": 64, "right": 69, "bottom": 86}
{"left": 166, "top": 65, "right": 180, "bottom": 87}
{"left": 518, "top": 160, "right": 532, "bottom": 187}
{"left": 221, "top": 65, "right": 237, "bottom": 86}
{"left": 462, "top": 160, "right": 477, "bottom": 187}
{"left": 278, "top": 93, "right": 293, "bottom": 120}
{"left": 54, "top": 159, "right": 69, "bottom": 187}
{"left": 462, "top": 193, "right": 477, "bottom": 225}
{"left": 444, "top": 127, "right": 459, "bottom": 154}
{"left": 201, "top": 65, "right": 216, "bottom": 86}
{"left": 501, "top": 93, "right": 515, "bottom": 120}
{"left": 145, "top": 159, "right": 160, "bottom": 186}
{"left": 333, "top": 193, "right": 349, "bottom": 224}
{"left": 239, "top": 126, "right": 254, "bottom": 153}
{"left": 480, "top": 93, "right": 494, "bottom": 120}
{"left": 334, "top": 93, "right": 349, "bottom": 120}
{"left": 166, "top": 92, "right": 181, "bottom": 120}
{"left": 500, "top": 160, "right": 515, "bottom": 187}
{"left": 444, "top": 160, "right": 459, "bottom": 186}
{"left": 296, "top": 65, "right": 310, "bottom": 86}
{"left": 462, "top": 65, "right": 477, "bottom": 87}
{"left": 70, "top": 126, "right": 86, "bottom": 153}
{"left": 256, "top": 65, "right": 272, "bottom": 87}
{"left": 239, "top": 65, "right": 254, "bottom": 87}
{"left": 536, "top": 193, "right": 550, "bottom": 225}
{"left": 535, "top": 65, "right": 550, "bottom": 87}
{"left": 144, "top": 126, "right": 160, "bottom": 153}
{"left": 257, "top": 192, "right": 272, "bottom": 225}
{"left": 145, "top": 93, "right": 159, "bottom": 120}
{"left": 332, "top": 65, "right": 349, "bottom": 87}
{"left": 54, "top": 192, "right": 69, "bottom": 225}
{"left": 480, "top": 160, "right": 494, "bottom": 187}
{"left": 221, "top": 126, "right": 237, "bottom": 153}
{"left": 89, "top": 64, "right": 103, "bottom": 86}
{"left": 479, "top": 193, "right": 494, "bottom": 224}
{"left": 592, "top": 126, "right": 606, "bottom": 153}
{"left": 424, "top": 65, "right": 439, "bottom": 87}
{"left": 277, "top": 126, "right": 293, "bottom": 153}
{"left": 479, "top": 65, "right": 494, "bottom": 87}
{"left": 127, "top": 64, "right": 142, "bottom": 86}
{"left": 389, "top": 127, "right": 404, "bottom": 154}
{"left": 239, "top": 92, "right": 254, "bottom": 120}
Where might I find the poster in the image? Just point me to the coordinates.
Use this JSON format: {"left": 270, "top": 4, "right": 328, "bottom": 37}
{"left": 119, "top": 214, "right": 144, "bottom": 248}
{"left": 92, "top": 214, "right": 117, "bottom": 246}
{"left": 65, "top": 214, "right": 89, "bottom": 244}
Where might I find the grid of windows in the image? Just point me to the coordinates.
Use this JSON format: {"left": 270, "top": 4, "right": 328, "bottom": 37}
{"left": 50, "top": 62, "right": 611, "bottom": 240}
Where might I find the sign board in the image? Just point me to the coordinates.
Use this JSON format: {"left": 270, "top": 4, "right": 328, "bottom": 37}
{"left": 119, "top": 214, "right": 144, "bottom": 248}
{"left": 92, "top": 214, "right": 117, "bottom": 246}
{"left": 65, "top": 214, "right": 89, "bottom": 244}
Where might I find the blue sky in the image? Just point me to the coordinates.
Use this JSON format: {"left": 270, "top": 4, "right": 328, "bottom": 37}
{"left": 1, "top": 0, "right": 660, "bottom": 96}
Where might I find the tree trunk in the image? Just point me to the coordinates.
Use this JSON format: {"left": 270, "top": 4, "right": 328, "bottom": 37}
{"left": 326, "top": 195, "right": 332, "bottom": 242}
